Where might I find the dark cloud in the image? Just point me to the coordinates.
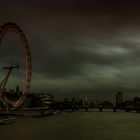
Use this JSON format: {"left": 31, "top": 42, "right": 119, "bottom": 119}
{"left": 1, "top": 0, "right": 140, "bottom": 100}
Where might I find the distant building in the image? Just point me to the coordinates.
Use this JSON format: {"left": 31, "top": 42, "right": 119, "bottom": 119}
{"left": 39, "top": 93, "right": 54, "bottom": 108}
{"left": 16, "top": 85, "right": 21, "bottom": 97}
{"left": 116, "top": 91, "right": 123, "bottom": 108}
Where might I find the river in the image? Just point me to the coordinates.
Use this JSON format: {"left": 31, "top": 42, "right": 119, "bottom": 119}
{"left": 1, "top": 111, "right": 140, "bottom": 140}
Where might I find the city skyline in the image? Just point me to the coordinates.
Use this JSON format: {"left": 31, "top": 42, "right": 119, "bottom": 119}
{"left": 1, "top": 1, "right": 140, "bottom": 100}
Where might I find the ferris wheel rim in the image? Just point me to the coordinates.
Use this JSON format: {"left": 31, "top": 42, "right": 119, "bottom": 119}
{"left": 0, "top": 22, "right": 32, "bottom": 108}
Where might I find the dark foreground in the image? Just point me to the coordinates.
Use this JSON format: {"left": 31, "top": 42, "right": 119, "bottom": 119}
{"left": 1, "top": 110, "right": 140, "bottom": 140}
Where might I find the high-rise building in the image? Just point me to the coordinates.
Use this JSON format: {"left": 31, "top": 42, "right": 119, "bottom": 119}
{"left": 116, "top": 91, "right": 123, "bottom": 108}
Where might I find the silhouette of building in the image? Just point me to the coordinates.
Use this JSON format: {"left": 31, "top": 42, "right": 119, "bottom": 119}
{"left": 116, "top": 91, "right": 123, "bottom": 108}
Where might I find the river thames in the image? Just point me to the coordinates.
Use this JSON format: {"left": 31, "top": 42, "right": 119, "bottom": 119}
{"left": 1, "top": 111, "right": 140, "bottom": 140}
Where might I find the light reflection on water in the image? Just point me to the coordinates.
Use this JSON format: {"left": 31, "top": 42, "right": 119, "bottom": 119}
{"left": 0, "top": 118, "right": 32, "bottom": 140}
{"left": 0, "top": 116, "right": 62, "bottom": 140}
{"left": 16, "top": 119, "right": 30, "bottom": 140}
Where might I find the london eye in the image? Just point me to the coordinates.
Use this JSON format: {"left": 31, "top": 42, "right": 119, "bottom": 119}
{"left": 0, "top": 23, "right": 32, "bottom": 108}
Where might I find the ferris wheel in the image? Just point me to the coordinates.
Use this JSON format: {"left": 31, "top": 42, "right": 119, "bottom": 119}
{"left": 0, "top": 22, "right": 32, "bottom": 108}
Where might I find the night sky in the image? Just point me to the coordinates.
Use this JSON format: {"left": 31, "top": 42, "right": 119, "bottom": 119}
{"left": 1, "top": 0, "right": 140, "bottom": 100}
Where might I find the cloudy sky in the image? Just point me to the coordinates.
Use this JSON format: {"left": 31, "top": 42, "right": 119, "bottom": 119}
{"left": 1, "top": 0, "right": 140, "bottom": 100}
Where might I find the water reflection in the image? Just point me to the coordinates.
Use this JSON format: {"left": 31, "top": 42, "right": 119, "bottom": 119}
{"left": 16, "top": 119, "right": 30, "bottom": 140}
